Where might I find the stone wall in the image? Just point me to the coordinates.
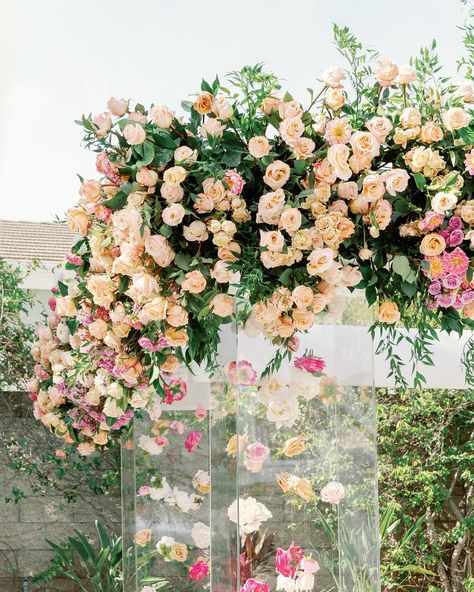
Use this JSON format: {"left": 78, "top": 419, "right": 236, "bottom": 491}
{"left": 0, "top": 392, "right": 121, "bottom": 592}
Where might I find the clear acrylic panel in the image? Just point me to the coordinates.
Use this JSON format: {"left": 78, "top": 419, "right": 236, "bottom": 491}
{"left": 122, "top": 295, "right": 380, "bottom": 592}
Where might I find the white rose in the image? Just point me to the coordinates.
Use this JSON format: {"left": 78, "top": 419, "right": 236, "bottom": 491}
{"left": 322, "top": 65, "right": 346, "bottom": 88}
{"left": 431, "top": 191, "right": 457, "bottom": 214}
{"left": 227, "top": 497, "right": 272, "bottom": 535}
{"left": 321, "top": 481, "right": 345, "bottom": 504}
{"left": 266, "top": 391, "right": 300, "bottom": 428}
{"left": 191, "top": 522, "right": 211, "bottom": 549}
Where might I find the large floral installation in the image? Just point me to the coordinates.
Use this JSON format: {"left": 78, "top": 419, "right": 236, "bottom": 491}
{"left": 28, "top": 25, "right": 474, "bottom": 455}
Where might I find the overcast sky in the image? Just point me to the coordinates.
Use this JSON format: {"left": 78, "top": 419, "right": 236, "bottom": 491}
{"left": 0, "top": 0, "right": 471, "bottom": 222}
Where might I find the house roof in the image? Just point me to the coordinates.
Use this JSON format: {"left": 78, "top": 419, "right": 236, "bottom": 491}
{"left": 0, "top": 220, "right": 77, "bottom": 263}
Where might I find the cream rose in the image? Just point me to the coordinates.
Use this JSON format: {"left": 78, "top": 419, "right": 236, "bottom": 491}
{"left": 420, "top": 121, "right": 444, "bottom": 144}
{"left": 374, "top": 59, "right": 398, "bottom": 86}
{"left": 167, "top": 304, "right": 188, "bottom": 327}
{"left": 365, "top": 116, "right": 393, "bottom": 143}
{"left": 183, "top": 220, "right": 209, "bottom": 242}
{"left": 257, "top": 189, "right": 286, "bottom": 224}
{"left": 381, "top": 169, "right": 410, "bottom": 196}
{"left": 260, "top": 230, "right": 285, "bottom": 252}
{"left": 191, "top": 522, "right": 211, "bottom": 549}
{"left": 263, "top": 160, "right": 291, "bottom": 190}
{"left": 321, "top": 481, "right": 345, "bottom": 504}
{"left": 260, "top": 96, "right": 280, "bottom": 115}
{"left": 279, "top": 208, "right": 302, "bottom": 234}
{"left": 322, "top": 65, "right": 346, "bottom": 88}
{"left": 337, "top": 181, "right": 358, "bottom": 200}
{"left": 361, "top": 174, "right": 385, "bottom": 202}
{"left": 290, "top": 137, "right": 316, "bottom": 160}
{"left": 163, "top": 166, "right": 187, "bottom": 186}
{"left": 136, "top": 167, "right": 158, "bottom": 187}
{"left": 248, "top": 136, "right": 271, "bottom": 158}
{"left": 325, "top": 88, "right": 345, "bottom": 110}
{"left": 139, "top": 297, "right": 167, "bottom": 324}
{"left": 160, "top": 183, "right": 184, "bottom": 204}
{"left": 92, "top": 112, "right": 112, "bottom": 138}
{"left": 123, "top": 123, "right": 146, "bottom": 145}
{"left": 174, "top": 146, "right": 198, "bottom": 164}
{"left": 307, "top": 248, "right": 335, "bottom": 276}
{"left": 455, "top": 80, "right": 474, "bottom": 103}
{"left": 442, "top": 107, "right": 471, "bottom": 131}
{"left": 162, "top": 203, "right": 185, "bottom": 226}
{"left": 278, "top": 100, "right": 303, "bottom": 119}
{"left": 199, "top": 118, "right": 226, "bottom": 138}
{"left": 396, "top": 64, "right": 416, "bottom": 85}
{"left": 211, "top": 95, "right": 233, "bottom": 120}
{"left": 170, "top": 543, "right": 188, "bottom": 562}
{"left": 279, "top": 116, "right": 304, "bottom": 143}
{"left": 400, "top": 107, "right": 422, "bottom": 128}
{"left": 327, "top": 144, "right": 352, "bottom": 180}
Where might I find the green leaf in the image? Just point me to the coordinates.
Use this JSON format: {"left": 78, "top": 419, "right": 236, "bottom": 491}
{"left": 159, "top": 224, "right": 172, "bottom": 238}
{"left": 57, "top": 281, "right": 69, "bottom": 297}
{"left": 278, "top": 269, "right": 293, "bottom": 286}
{"left": 153, "top": 149, "right": 174, "bottom": 167}
{"left": 413, "top": 172, "right": 427, "bottom": 191}
{"left": 293, "top": 160, "right": 307, "bottom": 174}
{"left": 153, "top": 134, "right": 178, "bottom": 150}
{"left": 223, "top": 150, "right": 242, "bottom": 167}
{"left": 135, "top": 141, "right": 155, "bottom": 168}
{"left": 102, "top": 191, "right": 127, "bottom": 210}
{"left": 174, "top": 253, "right": 192, "bottom": 271}
{"left": 392, "top": 255, "right": 411, "bottom": 281}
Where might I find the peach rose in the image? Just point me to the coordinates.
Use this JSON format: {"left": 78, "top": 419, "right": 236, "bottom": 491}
{"left": 167, "top": 304, "right": 188, "bottom": 327}
{"left": 341, "top": 265, "right": 362, "bottom": 286}
{"left": 79, "top": 180, "right": 101, "bottom": 203}
{"left": 139, "top": 296, "right": 167, "bottom": 324}
{"left": 374, "top": 59, "right": 398, "bottom": 86}
{"left": 257, "top": 189, "right": 286, "bottom": 224}
{"left": 307, "top": 248, "right": 335, "bottom": 276}
{"left": 55, "top": 296, "right": 77, "bottom": 317}
{"left": 313, "top": 114, "right": 328, "bottom": 134}
{"left": 263, "top": 160, "right": 290, "bottom": 190}
{"left": 162, "top": 203, "right": 185, "bottom": 226}
{"left": 325, "top": 88, "right": 345, "bottom": 110}
{"left": 86, "top": 276, "right": 115, "bottom": 308}
{"left": 442, "top": 107, "right": 471, "bottom": 131}
{"left": 126, "top": 272, "right": 160, "bottom": 303}
{"left": 199, "top": 118, "right": 226, "bottom": 138}
{"left": 375, "top": 301, "right": 401, "bottom": 324}
{"left": 150, "top": 105, "right": 174, "bottom": 128}
{"left": 372, "top": 199, "right": 392, "bottom": 230}
{"left": 145, "top": 234, "right": 175, "bottom": 267}
{"left": 337, "top": 181, "right": 358, "bottom": 200}
{"left": 211, "top": 95, "right": 233, "bottom": 120}
{"left": 128, "top": 111, "right": 147, "bottom": 124}
{"left": 361, "top": 174, "right": 385, "bottom": 202}
{"left": 163, "top": 166, "right": 187, "bottom": 186}
{"left": 123, "top": 123, "right": 146, "bottom": 145}
{"left": 455, "top": 80, "right": 474, "bottom": 103}
{"left": 170, "top": 543, "right": 188, "bottom": 562}
{"left": 292, "top": 309, "right": 315, "bottom": 330}
{"left": 162, "top": 354, "right": 180, "bottom": 372}
{"left": 88, "top": 318, "right": 108, "bottom": 340}
{"left": 380, "top": 169, "right": 410, "bottom": 196}
{"left": 327, "top": 144, "right": 352, "bottom": 180}
{"left": 291, "top": 285, "right": 313, "bottom": 309}
{"left": 350, "top": 131, "right": 380, "bottom": 157}
{"left": 365, "top": 116, "right": 393, "bottom": 143}
{"left": 202, "top": 178, "right": 226, "bottom": 203}
{"left": 136, "top": 167, "right": 158, "bottom": 187}
{"left": 181, "top": 270, "right": 207, "bottom": 294}
{"left": 420, "top": 121, "right": 444, "bottom": 144}
{"left": 279, "top": 208, "right": 302, "bottom": 234}
{"left": 248, "top": 136, "right": 271, "bottom": 158}
{"left": 290, "top": 137, "right": 315, "bottom": 160}
{"left": 160, "top": 183, "right": 184, "bottom": 203}
{"left": 183, "top": 220, "right": 209, "bottom": 242}
{"left": 279, "top": 117, "right": 304, "bottom": 143}
{"left": 260, "top": 230, "right": 285, "bottom": 252}
{"left": 107, "top": 97, "right": 128, "bottom": 117}
{"left": 260, "top": 96, "right": 280, "bottom": 115}
{"left": 193, "top": 91, "right": 214, "bottom": 115}
{"left": 400, "top": 107, "right": 422, "bottom": 128}
{"left": 66, "top": 207, "right": 89, "bottom": 236}
{"left": 278, "top": 100, "right": 303, "bottom": 119}
{"left": 276, "top": 472, "right": 296, "bottom": 493}
{"left": 92, "top": 112, "right": 112, "bottom": 137}
{"left": 295, "top": 478, "right": 314, "bottom": 501}
{"left": 283, "top": 435, "right": 305, "bottom": 457}
{"left": 135, "top": 529, "right": 152, "bottom": 547}
{"left": 420, "top": 232, "right": 446, "bottom": 256}
{"left": 211, "top": 260, "right": 233, "bottom": 283}
{"left": 211, "top": 294, "right": 234, "bottom": 317}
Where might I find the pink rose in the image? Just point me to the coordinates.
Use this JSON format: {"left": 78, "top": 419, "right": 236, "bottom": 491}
{"left": 123, "top": 123, "right": 146, "bottom": 145}
{"left": 275, "top": 544, "right": 304, "bottom": 577}
{"left": 294, "top": 355, "right": 326, "bottom": 374}
{"left": 211, "top": 293, "right": 234, "bottom": 317}
{"left": 185, "top": 430, "right": 202, "bottom": 452}
{"left": 189, "top": 560, "right": 209, "bottom": 581}
{"left": 145, "top": 234, "right": 175, "bottom": 267}
{"left": 245, "top": 442, "right": 270, "bottom": 472}
{"left": 240, "top": 579, "right": 270, "bottom": 592}
{"left": 170, "top": 420, "right": 185, "bottom": 434}
{"left": 92, "top": 112, "right": 112, "bottom": 137}
{"left": 195, "top": 404, "right": 207, "bottom": 420}
{"left": 226, "top": 360, "right": 257, "bottom": 386}
{"left": 107, "top": 97, "right": 128, "bottom": 116}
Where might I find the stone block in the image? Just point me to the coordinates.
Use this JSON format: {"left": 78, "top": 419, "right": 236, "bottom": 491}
{"left": 20, "top": 497, "right": 75, "bottom": 524}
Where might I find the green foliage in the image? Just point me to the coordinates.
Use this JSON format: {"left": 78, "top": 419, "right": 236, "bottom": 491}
{"left": 0, "top": 258, "right": 36, "bottom": 388}
{"left": 377, "top": 388, "right": 474, "bottom": 591}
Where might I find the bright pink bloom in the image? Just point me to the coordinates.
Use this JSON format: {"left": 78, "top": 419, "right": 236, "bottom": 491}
{"left": 240, "top": 579, "right": 270, "bottom": 592}
{"left": 185, "top": 430, "right": 202, "bottom": 452}
{"left": 294, "top": 355, "right": 326, "bottom": 374}
{"left": 419, "top": 211, "right": 444, "bottom": 232}
{"left": 66, "top": 252, "right": 84, "bottom": 266}
{"left": 226, "top": 360, "right": 257, "bottom": 386}
{"left": 34, "top": 364, "right": 49, "bottom": 382}
{"left": 48, "top": 297, "right": 57, "bottom": 311}
{"left": 137, "top": 486, "right": 150, "bottom": 496}
{"left": 96, "top": 152, "right": 120, "bottom": 183}
{"left": 288, "top": 334, "right": 300, "bottom": 352}
{"left": 465, "top": 148, "right": 474, "bottom": 175}
{"left": 442, "top": 247, "right": 470, "bottom": 277}
{"left": 189, "top": 560, "right": 209, "bottom": 581}
{"left": 275, "top": 544, "right": 304, "bottom": 577}
{"left": 170, "top": 420, "right": 185, "bottom": 434}
{"left": 224, "top": 169, "right": 245, "bottom": 195}
{"left": 163, "top": 378, "right": 187, "bottom": 404}
{"left": 446, "top": 229, "right": 465, "bottom": 248}
{"left": 154, "top": 436, "right": 169, "bottom": 447}
{"left": 246, "top": 442, "right": 270, "bottom": 464}
{"left": 138, "top": 336, "right": 169, "bottom": 351}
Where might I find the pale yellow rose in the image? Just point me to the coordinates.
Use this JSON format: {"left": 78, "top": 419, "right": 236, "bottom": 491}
{"left": 295, "top": 478, "right": 314, "bottom": 501}
{"left": 420, "top": 121, "right": 444, "bottom": 143}
{"left": 248, "top": 136, "right": 271, "bottom": 158}
{"left": 292, "top": 309, "right": 315, "bottom": 330}
{"left": 460, "top": 200, "right": 474, "bottom": 224}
